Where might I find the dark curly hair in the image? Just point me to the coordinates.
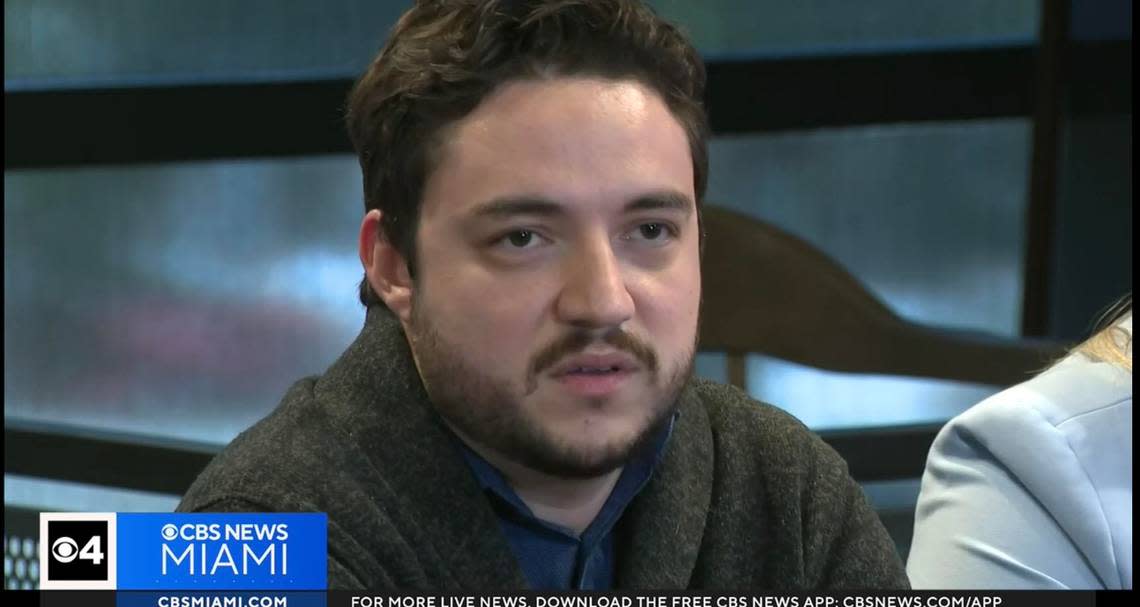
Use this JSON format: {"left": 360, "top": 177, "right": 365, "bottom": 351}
{"left": 346, "top": 0, "right": 709, "bottom": 307}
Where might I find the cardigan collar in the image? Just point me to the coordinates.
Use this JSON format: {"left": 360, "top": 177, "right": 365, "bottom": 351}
{"left": 315, "top": 306, "right": 714, "bottom": 589}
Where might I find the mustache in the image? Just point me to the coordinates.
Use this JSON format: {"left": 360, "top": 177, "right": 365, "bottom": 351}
{"left": 528, "top": 328, "right": 659, "bottom": 380}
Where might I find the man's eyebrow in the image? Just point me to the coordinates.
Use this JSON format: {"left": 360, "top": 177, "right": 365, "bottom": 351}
{"left": 469, "top": 191, "right": 695, "bottom": 218}
{"left": 625, "top": 191, "right": 694, "bottom": 215}
{"left": 471, "top": 197, "right": 565, "bottom": 218}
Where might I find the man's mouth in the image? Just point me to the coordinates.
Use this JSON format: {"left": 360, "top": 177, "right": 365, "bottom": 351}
{"left": 551, "top": 352, "right": 638, "bottom": 377}
{"left": 565, "top": 366, "right": 624, "bottom": 375}
{"left": 550, "top": 353, "right": 639, "bottom": 397}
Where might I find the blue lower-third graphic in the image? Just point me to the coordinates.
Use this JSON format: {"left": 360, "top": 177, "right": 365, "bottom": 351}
{"left": 116, "top": 513, "right": 327, "bottom": 590}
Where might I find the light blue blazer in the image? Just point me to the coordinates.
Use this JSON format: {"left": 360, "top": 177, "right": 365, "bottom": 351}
{"left": 907, "top": 318, "right": 1132, "bottom": 589}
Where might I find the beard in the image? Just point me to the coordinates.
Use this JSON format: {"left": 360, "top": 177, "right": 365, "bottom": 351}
{"left": 406, "top": 302, "right": 695, "bottom": 479}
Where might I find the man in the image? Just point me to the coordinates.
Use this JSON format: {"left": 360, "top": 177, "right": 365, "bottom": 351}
{"left": 179, "top": 0, "right": 909, "bottom": 590}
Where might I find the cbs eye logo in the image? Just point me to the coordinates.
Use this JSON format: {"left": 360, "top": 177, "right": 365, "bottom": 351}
{"left": 39, "top": 513, "right": 117, "bottom": 589}
{"left": 48, "top": 521, "right": 107, "bottom": 579}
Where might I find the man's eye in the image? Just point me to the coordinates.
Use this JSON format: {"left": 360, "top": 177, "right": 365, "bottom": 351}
{"left": 639, "top": 223, "right": 665, "bottom": 240}
{"left": 499, "top": 230, "right": 542, "bottom": 249}
{"left": 626, "top": 222, "right": 675, "bottom": 244}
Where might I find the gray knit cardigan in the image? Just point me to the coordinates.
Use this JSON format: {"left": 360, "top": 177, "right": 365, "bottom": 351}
{"left": 178, "top": 308, "right": 909, "bottom": 590}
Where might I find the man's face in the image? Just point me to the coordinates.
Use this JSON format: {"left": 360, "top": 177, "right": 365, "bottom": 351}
{"left": 405, "top": 77, "right": 701, "bottom": 478}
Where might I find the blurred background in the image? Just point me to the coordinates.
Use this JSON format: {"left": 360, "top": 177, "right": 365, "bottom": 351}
{"left": 3, "top": 0, "right": 1131, "bottom": 589}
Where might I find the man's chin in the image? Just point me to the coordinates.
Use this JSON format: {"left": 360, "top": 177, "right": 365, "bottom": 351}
{"left": 513, "top": 413, "right": 670, "bottom": 479}
{"left": 536, "top": 377, "right": 661, "bottom": 413}
{"left": 514, "top": 439, "right": 639, "bottom": 479}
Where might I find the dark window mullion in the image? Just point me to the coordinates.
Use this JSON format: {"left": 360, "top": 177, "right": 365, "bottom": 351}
{"left": 5, "top": 45, "right": 1054, "bottom": 169}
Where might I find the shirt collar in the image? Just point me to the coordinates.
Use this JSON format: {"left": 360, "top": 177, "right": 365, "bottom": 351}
{"left": 456, "top": 412, "right": 678, "bottom": 534}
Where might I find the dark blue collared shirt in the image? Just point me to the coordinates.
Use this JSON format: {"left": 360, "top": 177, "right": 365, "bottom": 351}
{"left": 457, "top": 418, "right": 674, "bottom": 590}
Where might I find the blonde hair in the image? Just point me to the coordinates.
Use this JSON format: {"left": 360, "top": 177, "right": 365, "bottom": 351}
{"left": 1074, "top": 296, "right": 1132, "bottom": 373}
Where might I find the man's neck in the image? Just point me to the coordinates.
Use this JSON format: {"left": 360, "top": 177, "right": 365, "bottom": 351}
{"left": 454, "top": 430, "right": 622, "bottom": 535}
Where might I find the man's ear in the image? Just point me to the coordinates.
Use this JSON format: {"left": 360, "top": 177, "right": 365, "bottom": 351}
{"left": 359, "top": 209, "right": 414, "bottom": 323}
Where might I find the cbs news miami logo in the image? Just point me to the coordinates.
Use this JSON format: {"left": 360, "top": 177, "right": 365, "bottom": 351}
{"left": 39, "top": 512, "right": 117, "bottom": 589}
{"left": 38, "top": 512, "right": 327, "bottom": 591}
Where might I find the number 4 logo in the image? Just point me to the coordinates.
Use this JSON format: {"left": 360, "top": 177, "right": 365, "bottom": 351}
{"left": 79, "top": 535, "right": 105, "bottom": 565}
{"left": 39, "top": 513, "right": 117, "bottom": 590}
{"left": 52, "top": 534, "right": 104, "bottom": 565}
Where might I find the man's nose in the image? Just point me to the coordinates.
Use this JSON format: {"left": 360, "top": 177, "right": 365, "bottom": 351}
{"left": 555, "top": 238, "right": 635, "bottom": 330}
